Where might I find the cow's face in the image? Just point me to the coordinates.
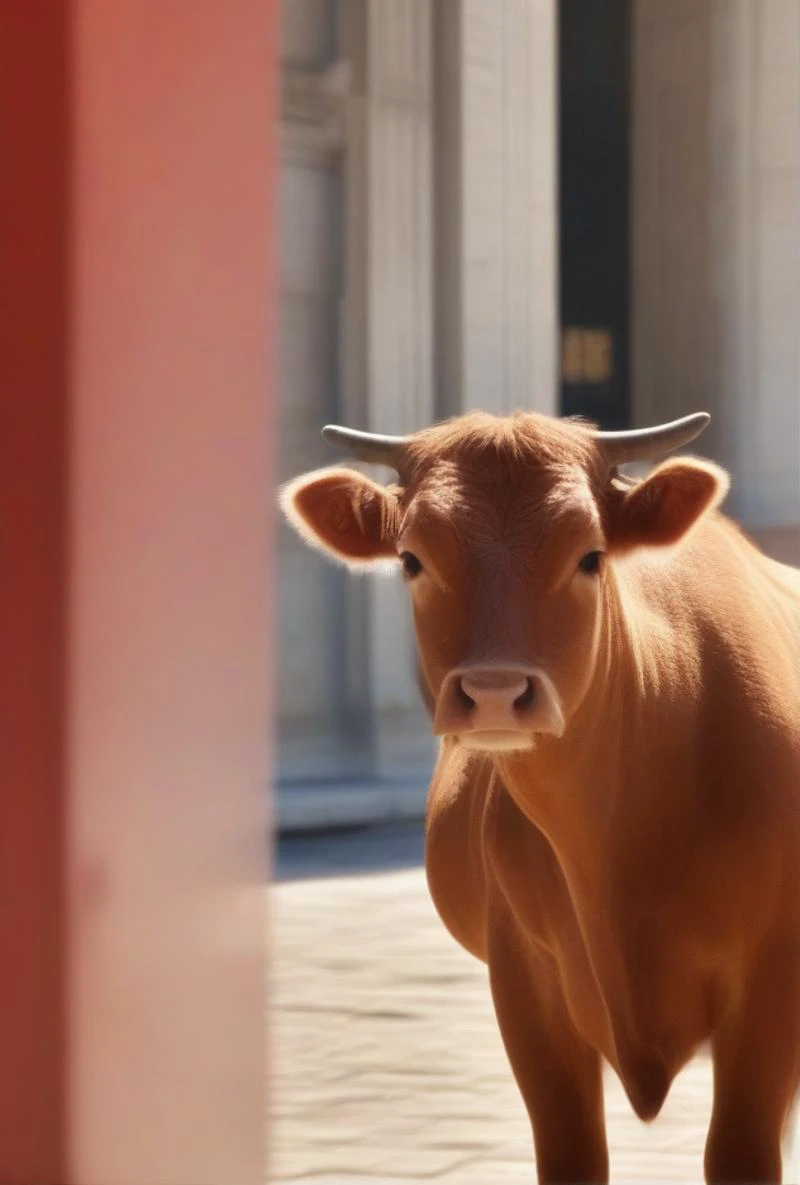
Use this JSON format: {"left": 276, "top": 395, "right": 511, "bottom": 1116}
{"left": 281, "top": 413, "right": 728, "bottom": 754}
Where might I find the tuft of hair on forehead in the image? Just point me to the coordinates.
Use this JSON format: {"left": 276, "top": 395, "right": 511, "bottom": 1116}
{"left": 401, "top": 410, "right": 601, "bottom": 484}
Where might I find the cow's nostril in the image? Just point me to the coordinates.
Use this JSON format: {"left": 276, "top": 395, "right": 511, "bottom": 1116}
{"left": 456, "top": 679, "right": 476, "bottom": 711}
{"left": 514, "top": 678, "right": 535, "bottom": 712}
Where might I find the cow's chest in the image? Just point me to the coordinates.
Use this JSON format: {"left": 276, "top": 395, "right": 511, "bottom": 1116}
{"left": 486, "top": 790, "right": 715, "bottom": 1110}
{"left": 554, "top": 886, "right": 713, "bottom": 1098}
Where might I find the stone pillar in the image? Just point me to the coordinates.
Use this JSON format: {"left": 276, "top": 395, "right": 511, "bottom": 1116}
{"left": 342, "top": 0, "right": 437, "bottom": 780}
{"left": 2, "top": 1, "right": 275, "bottom": 1180}
{"left": 434, "top": 0, "right": 559, "bottom": 418}
{"left": 339, "top": 0, "right": 559, "bottom": 782}
{"left": 632, "top": 0, "right": 800, "bottom": 556}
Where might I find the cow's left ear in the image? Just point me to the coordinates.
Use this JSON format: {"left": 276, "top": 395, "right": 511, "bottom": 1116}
{"left": 279, "top": 466, "right": 399, "bottom": 567}
{"left": 606, "top": 457, "right": 730, "bottom": 553}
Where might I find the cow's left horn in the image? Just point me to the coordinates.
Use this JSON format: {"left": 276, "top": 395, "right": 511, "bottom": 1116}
{"left": 592, "top": 412, "right": 710, "bottom": 466}
{"left": 322, "top": 424, "right": 407, "bottom": 467}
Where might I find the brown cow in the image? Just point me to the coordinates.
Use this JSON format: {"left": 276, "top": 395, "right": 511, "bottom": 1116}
{"left": 280, "top": 410, "right": 800, "bottom": 1184}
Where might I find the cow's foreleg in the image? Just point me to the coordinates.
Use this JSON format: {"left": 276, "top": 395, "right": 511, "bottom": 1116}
{"left": 704, "top": 939, "right": 800, "bottom": 1184}
{"left": 488, "top": 900, "right": 608, "bottom": 1184}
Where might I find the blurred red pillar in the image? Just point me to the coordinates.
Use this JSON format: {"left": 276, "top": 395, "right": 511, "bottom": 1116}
{"left": 1, "top": 2, "right": 276, "bottom": 1182}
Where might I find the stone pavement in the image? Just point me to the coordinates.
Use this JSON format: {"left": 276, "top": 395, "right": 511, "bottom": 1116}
{"left": 270, "top": 823, "right": 798, "bottom": 1184}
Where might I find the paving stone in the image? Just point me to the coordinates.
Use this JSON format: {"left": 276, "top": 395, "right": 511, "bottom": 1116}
{"left": 436, "top": 1161, "right": 529, "bottom": 1183}
{"left": 369, "top": 1147, "right": 481, "bottom": 1178}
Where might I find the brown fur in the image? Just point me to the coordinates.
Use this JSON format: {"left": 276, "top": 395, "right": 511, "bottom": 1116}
{"left": 281, "top": 411, "right": 800, "bottom": 1184}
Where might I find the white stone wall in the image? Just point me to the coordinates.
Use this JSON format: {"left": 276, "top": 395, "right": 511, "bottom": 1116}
{"left": 277, "top": 0, "right": 355, "bottom": 780}
{"left": 277, "top": 0, "right": 560, "bottom": 786}
{"left": 436, "top": 0, "right": 558, "bottom": 417}
{"left": 340, "top": 0, "right": 437, "bottom": 775}
{"left": 337, "top": 0, "right": 559, "bottom": 777}
{"left": 632, "top": 0, "right": 800, "bottom": 531}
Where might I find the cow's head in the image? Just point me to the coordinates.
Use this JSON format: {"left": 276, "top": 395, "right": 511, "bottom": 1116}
{"left": 280, "top": 412, "right": 728, "bottom": 754}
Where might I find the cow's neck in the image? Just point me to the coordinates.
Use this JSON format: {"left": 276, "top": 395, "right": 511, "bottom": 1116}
{"left": 494, "top": 564, "right": 654, "bottom": 897}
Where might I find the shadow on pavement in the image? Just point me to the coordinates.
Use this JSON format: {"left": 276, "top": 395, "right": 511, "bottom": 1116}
{"left": 273, "top": 820, "right": 425, "bottom": 883}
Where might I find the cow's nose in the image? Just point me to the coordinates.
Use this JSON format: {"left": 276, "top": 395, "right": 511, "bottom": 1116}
{"left": 457, "top": 669, "right": 535, "bottom": 716}
{"left": 433, "top": 662, "right": 564, "bottom": 741}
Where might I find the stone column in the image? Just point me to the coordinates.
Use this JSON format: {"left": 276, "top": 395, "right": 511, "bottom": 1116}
{"left": 340, "top": 0, "right": 559, "bottom": 783}
{"left": 341, "top": 0, "right": 437, "bottom": 781}
{"left": 434, "top": 0, "right": 559, "bottom": 418}
{"left": 632, "top": 0, "right": 800, "bottom": 559}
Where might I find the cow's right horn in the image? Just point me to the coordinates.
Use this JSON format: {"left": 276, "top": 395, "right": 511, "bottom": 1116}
{"left": 322, "top": 424, "right": 407, "bottom": 468}
{"left": 592, "top": 412, "right": 710, "bottom": 467}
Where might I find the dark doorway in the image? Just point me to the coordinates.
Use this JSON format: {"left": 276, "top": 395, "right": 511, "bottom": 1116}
{"left": 558, "top": 0, "right": 632, "bottom": 430}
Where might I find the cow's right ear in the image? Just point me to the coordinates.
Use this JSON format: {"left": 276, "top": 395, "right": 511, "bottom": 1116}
{"left": 279, "top": 467, "right": 400, "bottom": 568}
{"left": 605, "top": 456, "right": 730, "bottom": 554}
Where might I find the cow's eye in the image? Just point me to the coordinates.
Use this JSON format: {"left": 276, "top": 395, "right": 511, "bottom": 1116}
{"left": 400, "top": 551, "right": 423, "bottom": 578}
{"left": 578, "top": 550, "right": 603, "bottom": 575}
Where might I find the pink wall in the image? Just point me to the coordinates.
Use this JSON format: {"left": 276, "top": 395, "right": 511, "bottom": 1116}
{"left": 2, "top": 1, "right": 277, "bottom": 1181}
{"left": 0, "top": 3, "right": 70, "bottom": 1178}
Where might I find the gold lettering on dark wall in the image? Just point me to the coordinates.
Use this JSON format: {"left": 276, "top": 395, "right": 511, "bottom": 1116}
{"left": 561, "top": 328, "right": 583, "bottom": 384}
{"left": 560, "top": 328, "right": 614, "bottom": 385}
